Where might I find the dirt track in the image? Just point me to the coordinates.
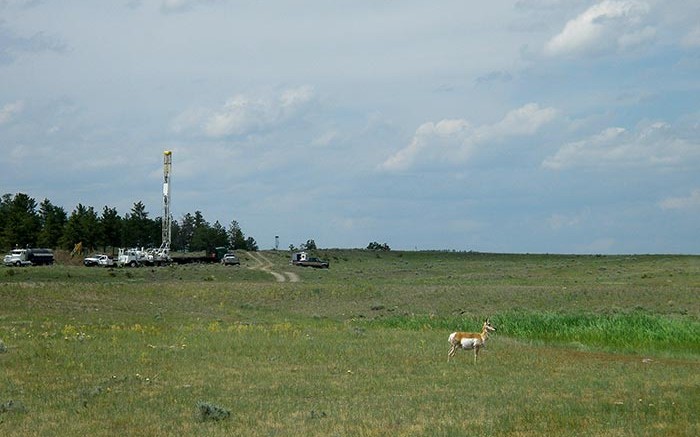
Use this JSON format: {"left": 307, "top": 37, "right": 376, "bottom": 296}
{"left": 247, "top": 252, "right": 300, "bottom": 282}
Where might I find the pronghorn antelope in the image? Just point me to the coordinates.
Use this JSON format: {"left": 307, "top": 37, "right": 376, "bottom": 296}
{"left": 447, "top": 318, "right": 496, "bottom": 364}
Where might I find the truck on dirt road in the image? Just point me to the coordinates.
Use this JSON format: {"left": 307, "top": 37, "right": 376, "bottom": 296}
{"left": 290, "top": 251, "right": 330, "bottom": 268}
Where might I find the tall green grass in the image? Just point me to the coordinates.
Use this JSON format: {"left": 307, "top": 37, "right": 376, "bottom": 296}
{"left": 498, "top": 311, "right": 698, "bottom": 352}
{"left": 364, "top": 311, "right": 700, "bottom": 357}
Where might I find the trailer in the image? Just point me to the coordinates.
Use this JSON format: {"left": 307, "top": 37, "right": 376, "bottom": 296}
{"left": 170, "top": 247, "right": 228, "bottom": 264}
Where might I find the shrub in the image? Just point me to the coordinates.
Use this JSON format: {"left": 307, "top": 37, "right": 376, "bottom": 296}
{"left": 0, "top": 400, "right": 28, "bottom": 414}
{"left": 196, "top": 401, "right": 231, "bottom": 422}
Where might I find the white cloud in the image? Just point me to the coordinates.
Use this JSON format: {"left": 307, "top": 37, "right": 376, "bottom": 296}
{"left": 379, "top": 119, "right": 472, "bottom": 172}
{"left": 380, "top": 103, "right": 557, "bottom": 172}
{"left": 312, "top": 130, "right": 337, "bottom": 147}
{"left": 542, "top": 121, "right": 700, "bottom": 170}
{"left": 658, "top": 189, "right": 700, "bottom": 210}
{"left": 280, "top": 86, "right": 314, "bottom": 111}
{"left": 170, "top": 107, "right": 210, "bottom": 134}
{"left": 681, "top": 26, "right": 700, "bottom": 48}
{"left": 0, "top": 0, "right": 45, "bottom": 8}
{"left": 486, "top": 103, "right": 558, "bottom": 137}
{"left": 172, "top": 86, "right": 315, "bottom": 138}
{"left": 617, "top": 25, "right": 656, "bottom": 50}
{"left": 542, "top": 127, "right": 627, "bottom": 169}
{"left": 160, "top": 0, "right": 221, "bottom": 14}
{"left": 544, "top": 0, "right": 653, "bottom": 56}
{"left": 516, "top": 0, "right": 575, "bottom": 9}
{"left": 0, "top": 100, "right": 24, "bottom": 124}
{"left": 0, "top": 21, "right": 66, "bottom": 65}
{"left": 203, "top": 95, "right": 265, "bottom": 137}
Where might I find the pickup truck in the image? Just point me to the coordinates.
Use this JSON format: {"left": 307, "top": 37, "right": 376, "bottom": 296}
{"left": 294, "top": 257, "right": 329, "bottom": 268}
{"left": 83, "top": 254, "right": 115, "bottom": 267}
{"left": 221, "top": 253, "right": 240, "bottom": 266}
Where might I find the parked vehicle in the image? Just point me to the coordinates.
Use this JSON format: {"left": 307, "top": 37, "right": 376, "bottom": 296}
{"left": 83, "top": 254, "right": 114, "bottom": 267}
{"left": 290, "top": 251, "right": 329, "bottom": 268}
{"left": 117, "top": 248, "right": 147, "bottom": 267}
{"left": 3, "top": 248, "right": 54, "bottom": 267}
{"left": 170, "top": 247, "right": 228, "bottom": 264}
{"left": 117, "top": 246, "right": 230, "bottom": 266}
{"left": 143, "top": 245, "right": 171, "bottom": 266}
{"left": 221, "top": 253, "right": 240, "bottom": 266}
{"left": 298, "top": 257, "right": 329, "bottom": 268}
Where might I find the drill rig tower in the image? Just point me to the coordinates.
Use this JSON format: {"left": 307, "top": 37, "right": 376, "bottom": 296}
{"left": 118, "top": 150, "right": 173, "bottom": 267}
{"left": 162, "top": 150, "right": 172, "bottom": 252}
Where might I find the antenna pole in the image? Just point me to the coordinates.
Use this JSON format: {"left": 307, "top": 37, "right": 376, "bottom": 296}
{"left": 162, "top": 150, "right": 172, "bottom": 250}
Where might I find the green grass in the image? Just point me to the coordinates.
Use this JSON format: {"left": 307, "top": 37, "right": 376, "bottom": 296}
{"left": 366, "top": 311, "right": 699, "bottom": 357}
{"left": 0, "top": 251, "right": 698, "bottom": 436}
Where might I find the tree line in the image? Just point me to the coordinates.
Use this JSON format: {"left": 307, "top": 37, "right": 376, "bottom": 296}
{"left": 0, "top": 193, "right": 257, "bottom": 253}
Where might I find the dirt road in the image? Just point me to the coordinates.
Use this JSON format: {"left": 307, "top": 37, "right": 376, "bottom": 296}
{"left": 247, "top": 252, "right": 300, "bottom": 282}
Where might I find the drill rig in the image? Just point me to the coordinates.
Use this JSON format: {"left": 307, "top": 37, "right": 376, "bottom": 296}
{"left": 118, "top": 150, "right": 173, "bottom": 267}
{"left": 143, "top": 150, "right": 172, "bottom": 265}
{"left": 162, "top": 150, "right": 172, "bottom": 254}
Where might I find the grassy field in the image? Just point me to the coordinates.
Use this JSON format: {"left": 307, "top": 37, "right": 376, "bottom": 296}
{"left": 1, "top": 251, "right": 698, "bottom": 436}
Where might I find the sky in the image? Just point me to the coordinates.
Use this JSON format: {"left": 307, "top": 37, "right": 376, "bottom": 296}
{"left": 1, "top": 0, "right": 699, "bottom": 254}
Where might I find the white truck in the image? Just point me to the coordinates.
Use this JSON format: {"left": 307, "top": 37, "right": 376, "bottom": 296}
{"left": 83, "top": 254, "right": 115, "bottom": 267}
{"left": 144, "top": 244, "right": 171, "bottom": 266}
{"left": 116, "top": 247, "right": 171, "bottom": 267}
{"left": 290, "top": 251, "right": 330, "bottom": 268}
{"left": 3, "top": 248, "right": 54, "bottom": 267}
{"left": 117, "top": 248, "right": 148, "bottom": 267}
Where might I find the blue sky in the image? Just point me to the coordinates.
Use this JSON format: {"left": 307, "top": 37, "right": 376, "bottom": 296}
{"left": 1, "top": 0, "right": 699, "bottom": 253}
